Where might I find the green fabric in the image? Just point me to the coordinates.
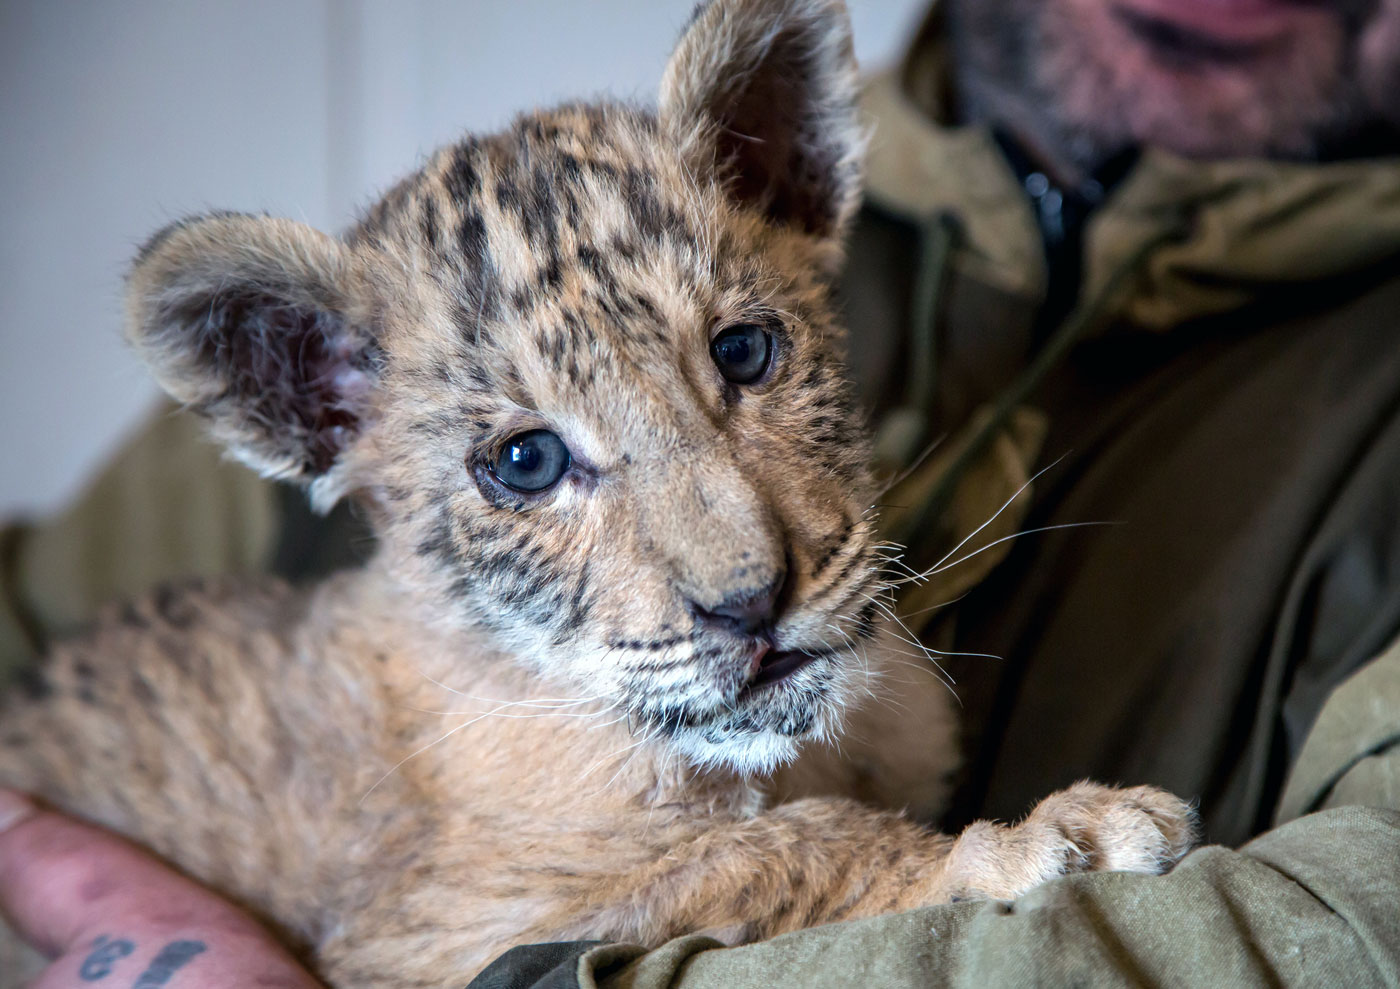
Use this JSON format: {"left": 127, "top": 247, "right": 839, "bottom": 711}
{"left": 1088, "top": 152, "right": 1400, "bottom": 332}
{"left": 468, "top": 942, "right": 606, "bottom": 989}
{"left": 877, "top": 220, "right": 1189, "bottom": 573}
{"left": 1278, "top": 635, "right": 1400, "bottom": 825}
{"left": 937, "top": 274, "right": 1400, "bottom": 843}
{"left": 857, "top": 17, "right": 1400, "bottom": 647}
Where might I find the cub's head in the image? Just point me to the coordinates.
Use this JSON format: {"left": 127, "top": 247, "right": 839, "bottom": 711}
{"left": 127, "top": 0, "right": 886, "bottom": 774}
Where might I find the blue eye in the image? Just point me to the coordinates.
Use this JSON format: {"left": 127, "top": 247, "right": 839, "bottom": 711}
{"left": 711, "top": 324, "right": 773, "bottom": 384}
{"left": 492, "top": 430, "right": 571, "bottom": 493}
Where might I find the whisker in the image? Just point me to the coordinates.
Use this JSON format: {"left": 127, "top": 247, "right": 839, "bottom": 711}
{"left": 360, "top": 714, "right": 485, "bottom": 806}
{"left": 896, "top": 590, "right": 972, "bottom": 620}
{"left": 908, "top": 454, "right": 1068, "bottom": 584}
{"left": 902, "top": 521, "right": 1118, "bottom": 583}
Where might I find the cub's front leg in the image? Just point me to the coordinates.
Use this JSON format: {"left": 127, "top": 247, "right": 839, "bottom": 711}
{"left": 552, "top": 781, "right": 1195, "bottom": 946}
{"left": 313, "top": 781, "right": 1194, "bottom": 984}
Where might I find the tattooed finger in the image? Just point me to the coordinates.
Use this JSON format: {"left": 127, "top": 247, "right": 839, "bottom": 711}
{"left": 0, "top": 788, "right": 319, "bottom": 989}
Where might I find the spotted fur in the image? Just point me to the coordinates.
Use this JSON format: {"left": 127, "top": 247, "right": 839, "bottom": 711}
{"left": 0, "top": 2, "right": 1194, "bottom": 984}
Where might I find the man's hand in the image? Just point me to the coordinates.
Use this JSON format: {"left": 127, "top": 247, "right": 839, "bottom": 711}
{"left": 0, "top": 788, "right": 320, "bottom": 988}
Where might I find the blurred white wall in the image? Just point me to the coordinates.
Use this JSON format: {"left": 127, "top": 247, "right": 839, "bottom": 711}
{"left": 0, "top": 0, "right": 926, "bottom": 518}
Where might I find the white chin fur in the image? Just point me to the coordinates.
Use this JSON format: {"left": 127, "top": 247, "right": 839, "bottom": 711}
{"left": 670, "top": 726, "right": 805, "bottom": 776}
{"left": 666, "top": 685, "right": 850, "bottom": 777}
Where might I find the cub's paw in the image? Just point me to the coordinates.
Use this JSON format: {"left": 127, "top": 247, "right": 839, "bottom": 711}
{"left": 941, "top": 781, "right": 1197, "bottom": 902}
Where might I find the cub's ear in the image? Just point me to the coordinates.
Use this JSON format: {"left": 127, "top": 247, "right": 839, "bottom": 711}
{"left": 660, "top": 0, "right": 863, "bottom": 249}
{"left": 126, "top": 212, "right": 383, "bottom": 510}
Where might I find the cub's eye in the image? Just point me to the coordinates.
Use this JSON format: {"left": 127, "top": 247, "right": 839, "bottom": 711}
{"left": 491, "top": 430, "right": 571, "bottom": 493}
{"left": 710, "top": 324, "right": 773, "bottom": 384}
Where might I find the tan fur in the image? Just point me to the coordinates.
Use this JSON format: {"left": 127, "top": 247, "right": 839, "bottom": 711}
{"left": 0, "top": 2, "right": 1194, "bottom": 985}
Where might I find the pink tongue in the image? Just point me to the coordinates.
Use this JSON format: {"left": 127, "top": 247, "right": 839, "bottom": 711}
{"left": 750, "top": 650, "right": 813, "bottom": 688}
{"left": 746, "top": 646, "right": 768, "bottom": 679}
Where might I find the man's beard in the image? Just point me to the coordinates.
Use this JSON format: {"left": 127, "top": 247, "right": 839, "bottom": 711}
{"left": 946, "top": 0, "right": 1390, "bottom": 174}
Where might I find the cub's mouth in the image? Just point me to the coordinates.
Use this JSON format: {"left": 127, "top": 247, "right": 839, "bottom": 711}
{"left": 635, "top": 642, "right": 841, "bottom": 735}
{"left": 650, "top": 641, "right": 850, "bottom": 773}
{"left": 621, "top": 629, "right": 860, "bottom": 774}
{"left": 739, "top": 645, "right": 820, "bottom": 695}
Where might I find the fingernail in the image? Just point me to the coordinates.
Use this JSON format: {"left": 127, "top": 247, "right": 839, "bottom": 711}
{"left": 0, "top": 788, "right": 36, "bottom": 834}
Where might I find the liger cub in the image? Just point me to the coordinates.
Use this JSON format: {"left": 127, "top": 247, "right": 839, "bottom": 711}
{"left": 0, "top": 0, "right": 1195, "bottom": 984}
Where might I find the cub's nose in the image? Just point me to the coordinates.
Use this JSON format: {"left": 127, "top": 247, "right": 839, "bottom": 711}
{"left": 687, "top": 573, "right": 787, "bottom": 637}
